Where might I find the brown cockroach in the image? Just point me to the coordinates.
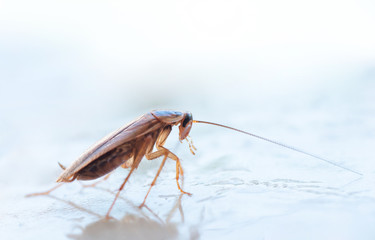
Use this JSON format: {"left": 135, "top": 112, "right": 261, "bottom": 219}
{"left": 28, "top": 110, "right": 362, "bottom": 218}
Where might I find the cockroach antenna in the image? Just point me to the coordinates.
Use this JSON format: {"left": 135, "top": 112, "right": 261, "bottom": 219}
{"left": 193, "top": 120, "right": 363, "bottom": 176}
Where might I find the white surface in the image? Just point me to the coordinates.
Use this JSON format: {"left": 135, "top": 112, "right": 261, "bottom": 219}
{"left": 1, "top": 1, "right": 375, "bottom": 239}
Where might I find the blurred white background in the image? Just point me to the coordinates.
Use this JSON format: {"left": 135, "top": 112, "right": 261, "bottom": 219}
{"left": 1, "top": 0, "right": 375, "bottom": 239}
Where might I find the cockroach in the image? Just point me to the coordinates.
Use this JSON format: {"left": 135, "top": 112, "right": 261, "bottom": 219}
{"left": 27, "top": 110, "right": 362, "bottom": 218}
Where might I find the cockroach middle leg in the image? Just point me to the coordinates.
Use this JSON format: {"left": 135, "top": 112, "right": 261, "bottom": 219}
{"left": 105, "top": 136, "right": 155, "bottom": 218}
{"left": 139, "top": 154, "right": 168, "bottom": 208}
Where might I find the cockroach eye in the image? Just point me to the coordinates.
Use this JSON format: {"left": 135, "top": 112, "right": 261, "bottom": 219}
{"left": 182, "top": 112, "right": 193, "bottom": 127}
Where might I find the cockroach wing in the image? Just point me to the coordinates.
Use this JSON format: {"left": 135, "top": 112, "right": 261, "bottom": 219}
{"left": 56, "top": 110, "right": 184, "bottom": 182}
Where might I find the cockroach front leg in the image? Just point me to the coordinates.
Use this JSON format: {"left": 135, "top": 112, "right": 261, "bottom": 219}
{"left": 185, "top": 135, "right": 197, "bottom": 155}
{"left": 175, "top": 158, "right": 191, "bottom": 195}
{"left": 145, "top": 147, "right": 192, "bottom": 196}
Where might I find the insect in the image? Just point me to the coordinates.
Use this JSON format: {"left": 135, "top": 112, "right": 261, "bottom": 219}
{"left": 28, "top": 110, "right": 362, "bottom": 218}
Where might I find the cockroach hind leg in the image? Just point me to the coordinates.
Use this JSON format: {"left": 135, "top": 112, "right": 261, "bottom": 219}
{"left": 25, "top": 183, "right": 64, "bottom": 197}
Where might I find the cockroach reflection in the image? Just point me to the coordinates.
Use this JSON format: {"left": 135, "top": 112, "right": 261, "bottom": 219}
{"left": 27, "top": 110, "right": 362, "bottom": 218}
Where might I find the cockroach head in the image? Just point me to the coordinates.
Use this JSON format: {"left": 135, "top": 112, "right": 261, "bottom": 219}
{"left": 179, "top": 112, "right": 193, "bottom": 141}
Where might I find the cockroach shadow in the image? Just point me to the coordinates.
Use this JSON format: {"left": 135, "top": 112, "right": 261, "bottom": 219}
{"left": 63, "top": 193, "right": 196, "bottom": 240}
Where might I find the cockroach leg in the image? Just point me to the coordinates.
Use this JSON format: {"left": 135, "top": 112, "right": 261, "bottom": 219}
{"left": 25, "top": 183, "right": 64, "bottom": 197}
{"left": 139, "top": 154, "right": 168, "bottom": 208}
{"left": 150, "top": 127, "right": 192, "bottom": 196}
{"left": 105, "top": 136, "right": 154, "bottom": 218}
{"left": 146, "top": 147, "right": 178, "bottom": 161}
{"left": 185, "top": 136, "right": 197, "bottom": 155}
{"left": 176, "top": 159, "right": 191, "bottom": 196}
{"left": 187, "top": 136, "right": 197, "bottom": 151}
{"left": 105, "top": 167, "right": 136, "bottom": 219}
{"left": 145, "top": 147, "right": 191, "bottom": 196}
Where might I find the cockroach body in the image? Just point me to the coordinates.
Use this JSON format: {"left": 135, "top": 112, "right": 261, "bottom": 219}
{"left": 28, "top": 109, "right": 362, "bottom": 219}
{"left": 55, "top": 110, "right": 195, "bottom": 218}
{"left": 57, "top": 110, "right": 193, "bottom": 183}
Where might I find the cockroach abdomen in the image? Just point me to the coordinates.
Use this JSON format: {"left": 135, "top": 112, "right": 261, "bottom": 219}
{"left": 76, "top": 144, "right": 133, "bottom": 180}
